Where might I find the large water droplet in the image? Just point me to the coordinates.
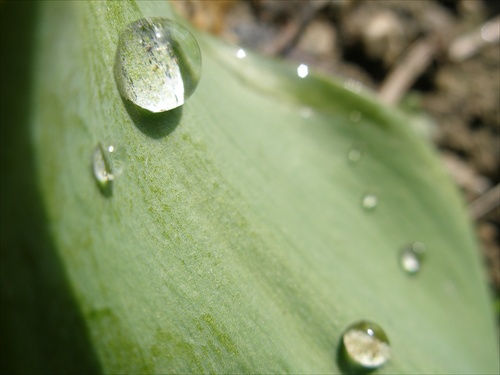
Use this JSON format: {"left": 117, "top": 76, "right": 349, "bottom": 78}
{"left": 339, "top": 320, "right": 391, "bottom": 372}
{"left": 92, "top": 143, "right": 125, "bottom": 195}
{"left": 114, "top": 18, "right": 202, "bottom": 113}
{"left": 400, "top": 241, "right": 426, "bottom": 275}
{"left": 362, "top": 193, "right": 378, "bottom": 210}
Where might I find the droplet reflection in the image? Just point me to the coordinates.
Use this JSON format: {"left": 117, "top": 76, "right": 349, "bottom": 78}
{"left": 114, "top": 17, "right": 202, "bottom": 113}
{"left": 339, "top": 320, "right": 391, "bottom": 372}
{"left": 91, "top": 143, "right": 125, "bottom": 196}
{"left": 400, "top": 241, "right": 426, "bottom": 275}
{"left": 92, "top": 144, "right": 113, "bottom": 195}
{"left": 362, "top": 193, "right": 378, "bottom": 210}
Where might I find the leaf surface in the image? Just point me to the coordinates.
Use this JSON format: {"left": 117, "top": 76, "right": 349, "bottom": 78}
{"left": 3, "top": 1, "right": 499, "bottom": 373}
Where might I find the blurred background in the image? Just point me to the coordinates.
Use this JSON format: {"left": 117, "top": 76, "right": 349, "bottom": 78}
{"left": 172, "top": 0, "right": 500, "bottom": 313}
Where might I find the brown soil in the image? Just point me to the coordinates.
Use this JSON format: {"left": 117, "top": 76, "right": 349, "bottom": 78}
{"left": 173, "top": 0, "right": 500, "bottom": 309}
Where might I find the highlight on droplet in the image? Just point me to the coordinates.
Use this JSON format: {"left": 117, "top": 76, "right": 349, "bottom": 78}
{"left": 338, "top": 320, "right": 391, "bottom": 372}
{"left": 236, "top": 48, "right": 246, "bottom": 59}
{"left": 297, "top": 63, "right": 309, "bottom": 78}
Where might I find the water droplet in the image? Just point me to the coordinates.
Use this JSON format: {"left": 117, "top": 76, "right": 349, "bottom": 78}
{"left": 300, "top": 106, "right": 313, "bottom": 119}
{"left": 92, "top": 143, "right": 125, "bottom": 195}
{"left": 339, "top": 320, "right": 391, "bottom": 372}
{"left": 114, "top": 18, "right": 202, "bottom": 113}
{"left": 297, "top": 63, "right": 309, "bottom": 78}
{"left": 400, "top": 241, "right": 426, "bottom": 275}
{"left": 362, "top": 193, "right": 378, "bottom": 210}
{"left": 236, "top": 48, "right": 246, "bottom": 59}
{"left": 344, "top": 79, "right": 364, "bottom": 93}
{"left": 348, "top": 142, "right": 366, "bottom": 164}
{"left": 348, "top": 148, "right": 362, "bottom": 163}
{"left": 92, "top": 144, "right": 113, "bottom": 193}
{"left": 349, "top": 110, "right": 362, "bottom": 123}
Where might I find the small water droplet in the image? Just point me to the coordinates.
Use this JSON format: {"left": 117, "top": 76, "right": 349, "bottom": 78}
{"left": 444, "top": 279, "right": 458, "bottom": 296}
{"left": 92, "top": 143, "right": 125, "bottom": 195}
{"left": 297, "top": 63, "right": 309, "bottom": 78}
{"left": 349, "top": 110, "right": 362, "bottom": 123}
{"left": 114, "top": 18, "right": 202, "bottom": 113}
{"left": 348, "top": 148, "right": 362, "bottom": 163}
{"left": 236, "top": 48, "right": 246, "bottom": 59}
{"left": 92, "top": 144, "right": 113, "bottom": 193}
{"left": 344, "top": 79, "right": 364, "bottom": 93}
{"left": 348, "top": 142, "right": 366, "bottom": 164}
{"left": 362, "top": 193, "right": 378, "bottom": 210}
{"left": 339, "top": 320, "right": 391, "bottom": 372}
{"left": 400, "top": 241, "right": 426, "bottom": 275}
{"left": 300, "top": 106, "right": 313, "bottom": 119}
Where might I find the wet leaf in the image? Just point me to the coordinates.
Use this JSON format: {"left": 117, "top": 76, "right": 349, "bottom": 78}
{"left": 1, "top": 1, "right": 498, "bottom": 374}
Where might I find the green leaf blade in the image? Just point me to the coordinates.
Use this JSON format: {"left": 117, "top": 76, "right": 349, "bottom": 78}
{"left": 8, "top": 0, "right": 499, "bottom": 373}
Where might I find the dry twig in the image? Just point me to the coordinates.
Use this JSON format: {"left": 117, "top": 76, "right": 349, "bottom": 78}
{"left": 449, "top": 15, "right": 500, "bottom": 62}
{"left": 261, "top": 1, "right": 328, "bottom": 56}
{"left": 469, "top": 184, "right": 500, "bottom": 221}
{"left": 378, "top": 37, "right": 438, "bottom": 106}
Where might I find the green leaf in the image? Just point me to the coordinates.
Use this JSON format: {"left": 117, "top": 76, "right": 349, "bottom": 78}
{"left": 1, "top": 1, "right": 498, "bottom": 374}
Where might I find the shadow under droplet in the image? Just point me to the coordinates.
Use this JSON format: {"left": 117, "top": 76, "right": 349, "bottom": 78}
{"left": 123, "top": 98, "right": 182, "bottom": 139}
{"left": 95, "top": 179, "right": 113, "bottom": 198}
